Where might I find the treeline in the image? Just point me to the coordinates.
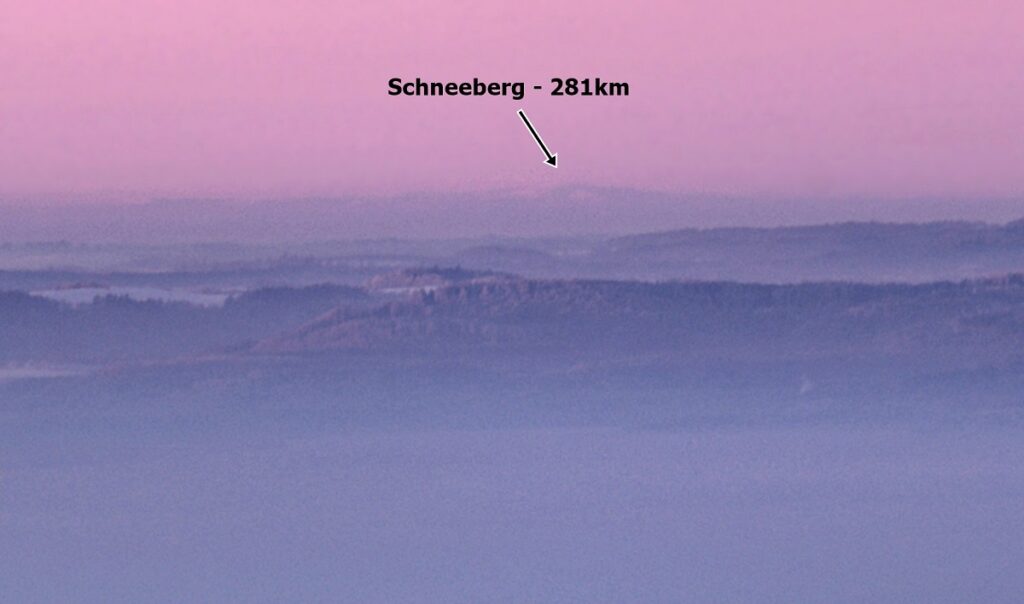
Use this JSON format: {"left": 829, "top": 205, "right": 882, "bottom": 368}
{"left": 0, "top": 285, "right": 366, "bottom": 363}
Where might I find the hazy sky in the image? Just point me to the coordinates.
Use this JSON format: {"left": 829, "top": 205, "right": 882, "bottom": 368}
{"left": 2, "top": 0, "right": 1023, "bottom": 202}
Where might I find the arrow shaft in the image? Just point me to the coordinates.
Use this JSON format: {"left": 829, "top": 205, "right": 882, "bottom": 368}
{"left": 517, "top": 110, "right": 553, "bottom": 159}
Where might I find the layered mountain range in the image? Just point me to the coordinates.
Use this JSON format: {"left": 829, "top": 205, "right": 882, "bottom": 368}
{"left": 4, "top": 219, "right": 1024, "bottom": 422}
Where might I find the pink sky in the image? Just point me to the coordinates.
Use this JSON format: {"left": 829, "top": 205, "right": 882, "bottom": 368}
{"left": 2, "top": 0, "right": 1022, "bottom": 202}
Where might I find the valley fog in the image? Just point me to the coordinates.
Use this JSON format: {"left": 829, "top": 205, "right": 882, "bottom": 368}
{"left": 5, "top": 418, "right": 1023, "bottom": 603}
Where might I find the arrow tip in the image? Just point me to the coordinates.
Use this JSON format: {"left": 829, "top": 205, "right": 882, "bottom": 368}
{"left": 545, "top": 154, "right": 558, "bottom": 168}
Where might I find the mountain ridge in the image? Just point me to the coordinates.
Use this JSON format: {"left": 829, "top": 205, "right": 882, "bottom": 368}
{"left": 251, "top": 274, "right": 1024, "bottom": 364}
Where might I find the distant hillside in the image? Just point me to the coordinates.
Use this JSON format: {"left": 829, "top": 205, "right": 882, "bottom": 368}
{"left": 6, "top": 273, "right": 1024, "bottom": 422}
{"left": 365, "top": 266, "right": 506, "bottom": 291}
{"left": 254, "top": 275, "right": 1024, "bottom": 369}
{"left": 5, "top": 218, "right": 1024, "bottom": 286}
{"left": 566, "top": 220, "right": 1024, "bottom": 282}
{"left": 0, "top": 285, "right": 367, "bottom": 363}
